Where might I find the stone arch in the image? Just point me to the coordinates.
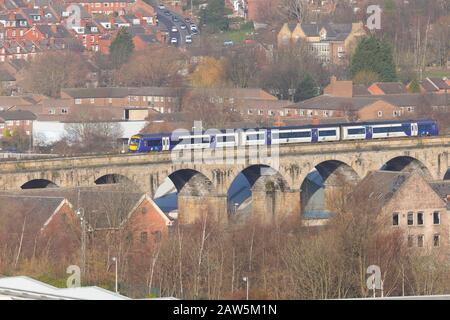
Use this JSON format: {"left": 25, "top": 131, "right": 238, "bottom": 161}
{"left": 444, "top": 168, "right": 450, "bottom": 180}
{"left": 168, "top": 169, "right": 215, "bottom": 196}
{"left": 381, "top": 156, "right": 432, "bottom": 179}
{"left": 21, "top": 179, "right": 58, "bottom": 189}
{"left": 153, "top": 169, "right": 218, "bottom": 224}
{"left": 226, "top": 164, "right": 293, "bottom": 222}
{"left": 94, "top": 173, "right": 136, "bottom": 186}
{"left": 300, "top": 160, "right": 360, "bottom": 218}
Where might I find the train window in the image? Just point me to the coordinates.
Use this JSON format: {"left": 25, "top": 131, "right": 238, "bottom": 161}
{"left": 373, "top": 126, "right": 404, "bottom": 134}
{"left": 217, "top": 135, "right": 235, "bottom": 142}
{"left": 347, "top": 128, "right": 365, "bottom": 135}
{"left": 130, "top": 138, "right": 140, "bottom": 145}
{"left": 318, "top": 130, "right": 336, "bottom": 137}
{"left": 145, "top": 139, "right": 161, "bottom": 147}
{"left": 278, "top": 131, "right": 311, "bottom": 139}
{"left": 183, "top": 137, "right": 210, "bottom": 144}
{"left": 246, "top": 133, "right": 265, "bottom": 140}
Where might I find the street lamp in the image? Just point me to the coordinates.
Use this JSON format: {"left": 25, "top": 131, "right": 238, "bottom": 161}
{"left": 76, "top": 208, "right": 86, "bottom": 282}
{"left": 242, "top": 276, "right": 249, "bottom": 300}
{"left": 112, "top": 257, "right": 118, "bottom": 293}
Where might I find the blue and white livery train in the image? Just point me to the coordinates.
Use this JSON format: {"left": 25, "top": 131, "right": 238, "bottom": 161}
{"left": 128, "top": 119, "right": 439, "bottom": 153}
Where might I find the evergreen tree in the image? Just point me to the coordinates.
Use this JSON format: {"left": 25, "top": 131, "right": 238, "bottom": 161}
{"left": 109, "top": 27, "right": 134, "bottom": 67}
{"left": 408, "top": 78, "right": 421, "bottom": 93}
{"left": 296, "top": 74, "right": 318, "bottom": 102}
{"left": 350, "top": 36, "right": 397, "bottom": 82}
{"left": 199, "top": 0, "right": 229, "bottom": 32}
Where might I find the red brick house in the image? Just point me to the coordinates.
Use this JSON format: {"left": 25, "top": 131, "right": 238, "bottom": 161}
{"left": 0, "top": 109, "right": 37, "bottom": 138}
{"left": 0, "top": 195, "right": 80, "bottom": 262}
{"left": 72, "top": 0, "right": 135, "bottom": 15}
{"left": 121, "top": 194, "right": 173, "bottom": 252}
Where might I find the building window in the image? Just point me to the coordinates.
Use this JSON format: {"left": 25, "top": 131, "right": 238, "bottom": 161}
{"left": 108, "top": 98, "right": 113, "bottom": 104}
{"left": 392, "top": 212, "right": 399, "bottom": 226}
{"left": 417, "top": 212, "right": 424, "bottom": 225}
{"left": 407, "top": 212, "right": 414, "bottom": 225}
{"left": 90, "top": 98, "right": 95, "bottom": 104}
{"left": 433, "top": 234, "right": 440, "bottom": 247}
{"left": 151, "top": 230, "right": 162, "bottom": 243}
{"left": 61, "top": 108, "right": 68, "bottom": 114}
{"left": 433, "top": 211, "right": 440, "bottom": 225}
{"left": 407, "top": 235, "right": 414, "bottom": 247}
{"left": 140, "top": 231, "right": 148, "bottom": 243}
{"left": 75, "top": 99, "right": 82, "bottom": 104}
{"left": 247, "top": 109, "right": 253, "bottom": 115}
{"left": 417, "top": 235, "right": 424, "bottom": 248}
{"left": 377, "top": 111, "right": 383, "bottom": 117}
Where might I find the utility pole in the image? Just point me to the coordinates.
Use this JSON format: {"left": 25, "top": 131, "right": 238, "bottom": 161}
{"left": 76, "top": 207, "right": 86, "bottom": 283}
{"left": 112, "top": 257, "right": 118, "bottom": 293}
{"left": 243, "top": 276, "right": 249, "bottom": 300}
{"left": 76, "top": 188, "right": 86, "bottom": 284}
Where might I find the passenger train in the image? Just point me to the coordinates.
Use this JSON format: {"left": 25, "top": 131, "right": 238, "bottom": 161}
{"left": 128, "top": 119, "right": 439, "bottom": 153}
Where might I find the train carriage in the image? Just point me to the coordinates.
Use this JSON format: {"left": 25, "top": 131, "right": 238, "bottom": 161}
{"left": 128, "top": 119, "right": 439, "bottom": 153}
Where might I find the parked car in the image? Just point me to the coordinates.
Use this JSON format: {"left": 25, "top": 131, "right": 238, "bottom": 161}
{"left": 172, "top": 16, "right": 179, "bottom": 22}
{"left": 171, "top": 26, "right": 178, "bottom": 32}
{"left": 184, "top": 17, "right": 191, "bottom": 23}
{"left": 185, "top": 35, "right": 192, "bottom": 43}
{"left": 164, "top": 10, "right": 171, "bottom": 15}
{"left": 170, "top": 37, "right": 178, "bottom": 44}
{"left": 180, "top": 24, "right": 187, "bottom": 30}
{"left": 158, "top": 4, "right": 165, "bottom": 9}
{"left": 223, "top": 40, "right": 234, "bottom": 46}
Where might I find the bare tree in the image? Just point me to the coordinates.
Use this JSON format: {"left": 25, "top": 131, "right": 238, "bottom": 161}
{"left": 21, "top": 51, "right": 89, "bottom": 97}
{"left": 279, "top": 0, "right": 308, "bottom": 23}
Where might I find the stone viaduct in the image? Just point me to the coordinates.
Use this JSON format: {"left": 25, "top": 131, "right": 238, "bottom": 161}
{"left": 0, "top": 136, "right": 449, "bottom": 224}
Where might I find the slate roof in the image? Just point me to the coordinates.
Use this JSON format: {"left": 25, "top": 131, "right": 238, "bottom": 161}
{"left": 0, "top": 195, "right": 67, "bottom": 234}
{"left": 429, "top": 181, "right": 450, "bottom": 210}
{"left": 289, "top": 93, "right": 449, "bottom": 110}
{"left": 353, "top": 84, "right": 370, "bottom": 96}
{"left": 373, "top": 82, "right": 408, "bottom": 94}
{"left": 0, "top": 110, "right": 37, "bottom": 121}
{"left": 62, "top": 86, "right": 180, "bottom": 98}
{"left": 348, "top": 171, "right": 412, "bottom": 213}
{"left": 0, "top": 187, "right": 144, "bottom": 230}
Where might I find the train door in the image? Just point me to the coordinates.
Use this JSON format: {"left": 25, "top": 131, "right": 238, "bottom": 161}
{"left": 411, "top": 123, "right": 418, "bottom": 137}
{"left": 311, "top": 128, "right": 318, "bottom": 143}
{"left": 162, "top": 137, "right": 170, "bottom": 151}
{"left": 366, "top": 126, "right": 373, "bottom": 139}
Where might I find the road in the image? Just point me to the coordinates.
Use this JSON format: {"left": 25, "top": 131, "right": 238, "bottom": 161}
{"left": 154, "top": 5, "right": 195, "bottom": 47}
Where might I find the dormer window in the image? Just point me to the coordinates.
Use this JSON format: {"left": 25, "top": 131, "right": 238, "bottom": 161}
{"left": 320, "top": 29, "right": 326, "bottom": 40}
